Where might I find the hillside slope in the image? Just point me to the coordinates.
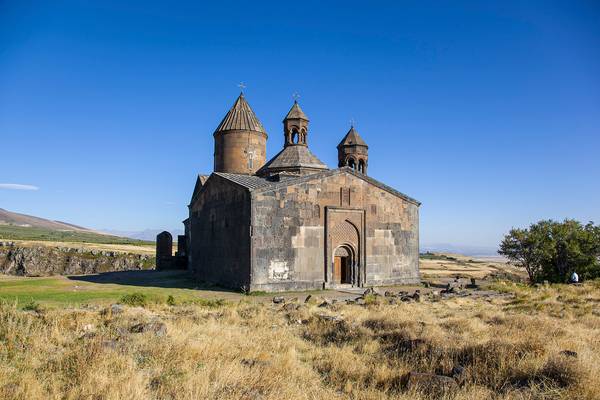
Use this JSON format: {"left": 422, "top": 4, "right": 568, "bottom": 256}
{"left": 0, "top": 208, "right": 91, "bottom": 232}
{"left": 0, "top": 209, "right": 152, "bottom": 245}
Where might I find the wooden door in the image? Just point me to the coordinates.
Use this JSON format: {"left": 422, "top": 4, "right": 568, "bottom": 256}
{"left": 341, "top": 257, "right": 349, "bottom": 283}
{"left": 333, "top": 256, "right": 342, "bottom": 283}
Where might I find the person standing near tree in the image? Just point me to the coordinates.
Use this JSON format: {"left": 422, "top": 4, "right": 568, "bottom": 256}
{"left": 570, "top": 271, "right": 579, "bottom": 284}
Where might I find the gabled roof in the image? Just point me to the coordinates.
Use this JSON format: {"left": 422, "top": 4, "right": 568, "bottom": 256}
{"left": 190, "top": 174, "right": 210, "bottom": 204}
{"left": 212, "top": 167, "right": 420, "bottom": 206}
{"left": 213, "top": 172, "right": 272, "bottom": 190}
{"left": 257, "top": 145, "right": 328, "bottom": 174}
{"left": 338, "top": 126, "right": 367, "bottom": 148}
{"left": 214, "top": 93, "right": 266, "bottom": 134}
{"left": 283, "top": 101, "right": 309, "bottom": 121}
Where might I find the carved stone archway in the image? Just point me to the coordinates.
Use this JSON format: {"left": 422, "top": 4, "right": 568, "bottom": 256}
{"left": 325, "top": 207, "right": 366, "bottom": 287}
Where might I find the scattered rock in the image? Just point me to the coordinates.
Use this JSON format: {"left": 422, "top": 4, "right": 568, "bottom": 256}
{"left": 241, "top": 358, "right": 269, "bottom": 368}
{"left": 78, "top": 331, "right": 96, "bottom": 340}
{"left": 283, "top": 303, "right": 300, "bottom": 311}
{"left": 318, "top": 299, "right": 332, "bottom": 308}
{"left": 129, "top": 321, "right": 167, "bottom": 337}
{"left": 466, "top": 278, "right": 479, "bottom": 289}
{"left": 384, "top": 291, "right": 395, "bottom": 297}
{"left": 451, "top": 365, "right": 467, "bottom": 385}
{"left": 404, "top": 372, "right": 458, "bottom": 396}
{"left": 363, "top": 288, "right": 376, "bottom": 296}
{"left": 110, "top": 304, "right": 124, "bottom": 315}
{"left": 412, "top": 291, "right": 421, "bottom": 302}
{"left": 272, "top": 296, "right": 285, "bottom": 304}
{"left": 304, "top": 294, "right": 312, "bottom": 303}
{"left": 559, "top": 350, "right": 578, "bottom": 358}
{"left": 317, "top": 313, "right": 343, "bottom": 322}
{"left": 101, "top": 340, "right": 119, "bottom": 350}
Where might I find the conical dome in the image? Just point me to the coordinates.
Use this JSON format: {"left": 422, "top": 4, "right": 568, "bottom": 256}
{"left": 338, "top": 126, "right": 367, "bottom": 148}
{"left": 213, "top": 93, "right": 267, "bottom": 175}
{"left": 214, "top": 93, "right": 266, "bottom": 134}
{"left": 283, "top": 101, "right": 309, "bottom": 121}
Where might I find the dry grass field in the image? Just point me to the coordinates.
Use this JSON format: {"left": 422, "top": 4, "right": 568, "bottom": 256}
{"left": 1, "top": 276, "right": 599, "bottom": 400}
{"left": 419, "top": 252, "right": 525, "bottom": 280}
{"left": 3, "top": 239, "right": 158, "bottom": 255}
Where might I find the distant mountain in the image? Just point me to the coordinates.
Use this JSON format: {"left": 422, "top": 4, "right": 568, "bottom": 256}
{"left": 101, "top": 228, "right": 184, "bottom": 242}
{"left": 0, "top": 208, "right": 95, "bottom": 232}
{"left": 421, "top": 243, "right": 499, "bottom": 256}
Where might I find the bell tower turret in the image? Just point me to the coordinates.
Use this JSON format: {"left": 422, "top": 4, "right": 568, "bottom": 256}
{"left": 337, "top": 125, "right": 368, "bottom": 174}
{"left": 283, "top": 100, "right": 309, "bottom": 147}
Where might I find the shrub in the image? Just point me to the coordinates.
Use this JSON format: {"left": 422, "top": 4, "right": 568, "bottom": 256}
{"left": 119, "top": 292, "right": 147, "bottom": 307}
{"left": 22, "top": 300, "right": 42, "bottom": 312}
{"left": 166, "top": 295, "right": 176, "bottom": 306}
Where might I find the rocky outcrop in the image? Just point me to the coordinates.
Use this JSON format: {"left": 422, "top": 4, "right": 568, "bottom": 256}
{"left": 0, "top": 242, "right": 154, "bottom": 276}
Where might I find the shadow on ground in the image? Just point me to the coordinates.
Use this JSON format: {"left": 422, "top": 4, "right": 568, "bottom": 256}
{"left": 67, "top": 270, "right": 239, "bottom": 293}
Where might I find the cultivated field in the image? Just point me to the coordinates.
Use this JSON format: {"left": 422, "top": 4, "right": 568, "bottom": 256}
{"left": 0, "top": 260, "right": 599, "bottom": 399}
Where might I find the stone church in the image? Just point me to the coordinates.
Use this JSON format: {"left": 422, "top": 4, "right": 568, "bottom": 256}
{"left": 161, "top": 93, "right": 420, "bottom": 292}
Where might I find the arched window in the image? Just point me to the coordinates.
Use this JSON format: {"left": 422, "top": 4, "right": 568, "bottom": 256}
{"left": 358, "top": 159, "right": 365, "bottom": 173}
{"left": 348, "top": 158, "right": 356, "bottom": 169}
{"left": 292, "top": 130, "right": 299, "bottom": 144}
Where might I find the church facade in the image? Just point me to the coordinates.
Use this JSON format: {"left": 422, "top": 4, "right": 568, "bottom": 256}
{"left": 175, "top": 93, "right": 420, "bottom": 292}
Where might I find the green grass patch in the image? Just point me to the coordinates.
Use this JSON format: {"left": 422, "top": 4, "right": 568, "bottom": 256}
{"left": 120, "top": 292, "right": 148, "bottom": 307}
{"left": 0, "top": 272, "right": 216, "bottom": 308}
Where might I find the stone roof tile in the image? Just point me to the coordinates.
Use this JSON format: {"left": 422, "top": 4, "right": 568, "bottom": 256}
{"left": 283, "top": 101, "right": 309, "bottom": 121}
{"left": 338, "top": 126, "right": 367, "bottom": 147}
{"left": 257, "top": 145, "right": 328, "bottom": 173}
{"left": 213, "top": 172, "right": 273, "bottom": 190}
{"left": 214, "top": 93, "right": 266, "bottom": 134}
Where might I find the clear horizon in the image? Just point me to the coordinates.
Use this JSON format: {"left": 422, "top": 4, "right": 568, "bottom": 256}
{"left": 1, "top": 1, "right": 599, "bottom": 249}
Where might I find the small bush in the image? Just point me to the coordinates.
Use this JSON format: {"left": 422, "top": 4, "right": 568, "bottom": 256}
{"left": 119, "top": 292, "right": 147, "bottom": 307}
{"left": 166, "top": 295, "right": 176, "bottom": 306}
{"left": 22, "top": 300, "right": 42, "bottom": 312}
{"left": 363, "top": 293, "right": 381, "bottom": 305}
{"left": 187, "top": 298, "right": 226, "bottom": 308}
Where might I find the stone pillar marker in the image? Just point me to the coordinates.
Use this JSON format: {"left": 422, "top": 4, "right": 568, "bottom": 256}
{"left": 156, "top": 231, "right": 173, "bottom": 270}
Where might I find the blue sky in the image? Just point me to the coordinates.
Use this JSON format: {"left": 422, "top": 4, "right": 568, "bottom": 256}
{"left": 1, "top": 1, "right": 599, "bottom": 250}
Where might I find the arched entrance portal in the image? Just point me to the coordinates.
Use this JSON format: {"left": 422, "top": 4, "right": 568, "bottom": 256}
{"left": 333, "top": 245, "right": 355, "bottom": 285}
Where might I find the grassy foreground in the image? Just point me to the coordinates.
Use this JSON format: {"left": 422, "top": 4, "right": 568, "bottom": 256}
{"left": 1, "top": 275, "right": 599, "bottom": 399}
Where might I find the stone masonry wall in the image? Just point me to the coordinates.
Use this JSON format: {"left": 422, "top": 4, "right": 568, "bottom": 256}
{"left": 189, "top": 175, "right": 251, "bottom": 289}
{"left": 214, "top": 130, "right": 267, "bottom": 175}
{"left": 250, "top": 171, "right": 419, "bottom": 291}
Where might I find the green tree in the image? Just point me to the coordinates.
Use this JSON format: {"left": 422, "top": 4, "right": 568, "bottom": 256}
{"left": 499, "top": 219, "right": 600, "bottom": 283}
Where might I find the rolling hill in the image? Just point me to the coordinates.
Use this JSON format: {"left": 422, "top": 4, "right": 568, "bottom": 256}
{"left": 0, "top": 208, "right": 152, "bottom": 245}
{"left": 0, "top": 208, "right": 94, "bottom": 232}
